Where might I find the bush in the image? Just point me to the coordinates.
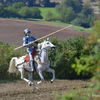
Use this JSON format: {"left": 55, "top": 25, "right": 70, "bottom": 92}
{"left": 55, "top": 18, "right": 100, "bottom": 100}
{"left": 98, "top": 3, "right": 100, "bottom": 9}
{"left": 49, "top": 34, "right": 88, "bottom": 79}
{"left": 30, "top": 7, "right": 43, "bottom": 19}
{"left": 71, "top": 13, "right": 97, "bottom": 28}
{"left": 0, "top": 34, "right": 89, "bottom": 80}
{"left": 0, "top": 42, "right": 24, "bottom": 79}
{"left": 45, "top": 11, "right": 56, "bottom": 21}
{"left": 18, "top": 6, "right": 43, "bottom": 19}
{"left": 71, "top": 18, "right": 82, "bottom": 26}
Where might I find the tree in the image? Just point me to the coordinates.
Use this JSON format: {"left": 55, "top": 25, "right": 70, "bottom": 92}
{"left": 5, "top": 5, "right": 20, "bottom": 18}
{"left": 12, "top": 2, "right": 25, "bottom": 12}
{"left": 61, "top": 0, "right": 83, "bottom": 13}
{"left": 71, "top": 13, "right": 96, "bottom": 28}
{"left": 73, "top": 0, "right": 83, "bottom": 13}
{"left": 28, "top": 0, "right": 33, "bottom": 7}
{"left": 30, "top": 7, "right": 43, "bottom": 19}
{"left": 82, "top": 3, "right": 94, "bottom": 17}
{"left": 59, "top": 7, "right": 76, "bottom": 23}
{"left": 0, "top": 3, "right": 5, "bottom": 17}
{"left": 43, "top": 0, "right": 50, "bottom": 7}
{"left": 18, "top": 6, "right": 31, "bottom": 19}
{"left": 18, "top": 6, "right": 42, "bottom": 19}
{"left": 55, "top": 3, "right": 63, "bottom": 13}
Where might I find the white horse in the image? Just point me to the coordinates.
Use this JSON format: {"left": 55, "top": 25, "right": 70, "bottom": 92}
{"left": 8, "top": 37, "right": 55, "bottom": 89}
{"left": 34, "top": 37, "right": 55, "bottom": 84}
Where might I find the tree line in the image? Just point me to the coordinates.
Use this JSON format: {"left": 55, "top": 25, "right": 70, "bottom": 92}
{"left": 0, "top": 2, "right": 43, "bottom": 19}
{"left": 46, "top": 0, "right": 98, "bottom": 28}
{"left": 0, "top": 0, "right": 57, "bottom": 7}
{"left": 0, "top": 0, "right": 99, "bottom": 28}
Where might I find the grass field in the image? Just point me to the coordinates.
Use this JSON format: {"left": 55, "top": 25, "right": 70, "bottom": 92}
{"left": 39, "top": 7, "right": 59, "bottom": 19}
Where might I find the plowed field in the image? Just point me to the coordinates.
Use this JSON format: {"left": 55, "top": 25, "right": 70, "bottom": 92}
{"left": 0, "top": 18, "right": 90, "bottom": 46}
{"left": 0, "top": 80, "right": 88, "bottom": 100}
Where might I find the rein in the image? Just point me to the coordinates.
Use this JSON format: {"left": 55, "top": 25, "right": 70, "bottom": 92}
{"left": 34, "top": 59, "right": 50, "bottom": 65}
{"left": 34, "top": 48, "right": 50, "bottom": 65}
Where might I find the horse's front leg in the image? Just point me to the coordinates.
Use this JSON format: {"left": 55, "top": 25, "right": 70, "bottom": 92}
{"left": 36, "top": 70, "right": 44, "bottom": 84}
{"left": 46, "top": 67, "right": 55, "bottom": 83}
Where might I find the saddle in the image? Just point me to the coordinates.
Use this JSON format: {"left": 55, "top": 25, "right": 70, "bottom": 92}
{"left": 25, "top": 48, "right": 36, "bottom": 62}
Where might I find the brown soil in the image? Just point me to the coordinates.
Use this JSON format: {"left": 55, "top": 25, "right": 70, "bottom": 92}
{"left": 0, "top": 80, "right": 89, "bottom": 100}
{"left": 0, "top": 18, "right": 90, "bottom": 46}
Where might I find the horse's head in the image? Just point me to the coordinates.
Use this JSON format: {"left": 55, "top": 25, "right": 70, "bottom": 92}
{"left": 38, "top": 37, "right": 55, "bottom": 51}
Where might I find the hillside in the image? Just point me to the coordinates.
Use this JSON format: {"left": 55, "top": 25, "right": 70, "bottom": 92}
{"left": 0, "top": 18, "right": 90, "bottom": 46}
{"left": 50, "top": 0, "right": 100, "bottom": 14}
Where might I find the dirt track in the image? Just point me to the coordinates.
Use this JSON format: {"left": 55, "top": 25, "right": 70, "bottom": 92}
{"left": 0, "top": 80, "right": 88, "bottom": 100}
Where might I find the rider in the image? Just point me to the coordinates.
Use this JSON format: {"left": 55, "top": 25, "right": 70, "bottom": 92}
{"left": 23, "top": 28, "right": 39, "bottom": 72}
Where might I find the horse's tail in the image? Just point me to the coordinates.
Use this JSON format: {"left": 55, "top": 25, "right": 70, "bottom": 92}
{"left": 8, "top": 57, "right": 18, "bottom": 73}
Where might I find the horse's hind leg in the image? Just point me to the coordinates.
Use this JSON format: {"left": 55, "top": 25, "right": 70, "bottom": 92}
{"left": 18, "top": 68, "right": 29, "bottom": 83}
{"left": 46, "top": 68, "right": 55, "bottom": 83}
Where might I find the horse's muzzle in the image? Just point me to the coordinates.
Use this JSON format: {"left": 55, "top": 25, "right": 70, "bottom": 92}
{"left": 51, "top": 47, "right": 56, "bottom": 50}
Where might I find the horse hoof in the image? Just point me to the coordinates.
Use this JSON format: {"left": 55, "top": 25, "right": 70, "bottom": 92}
{"left": 33, "top": 84, "right": 38, "bottom": 89}
{"left": 36, "top": 81, "right": 42, "bottom": 85}
{"left": 35, "top": 87, "right": 38, "bottom": 89}
{"left": 28, "top": 84, "right": 31, "bottom": 86}
{"left": 28, "top": 81, "right": 31, "bottom": 86}
{"left": 50, "top": 80, "right": 53, "bottom": 83}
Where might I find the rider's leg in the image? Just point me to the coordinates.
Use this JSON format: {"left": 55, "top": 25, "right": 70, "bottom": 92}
{"left": 29, "top": 53, "right": 34, "bottom": 71}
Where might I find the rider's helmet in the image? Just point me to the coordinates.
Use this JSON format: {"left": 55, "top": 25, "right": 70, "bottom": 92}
{"left": 24, "top": 29, "right": 31, "bottom": 36}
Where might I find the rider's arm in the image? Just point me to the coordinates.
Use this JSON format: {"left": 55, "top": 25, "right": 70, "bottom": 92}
{"left": 23, "top": 37, "right": 29, "bottom": 47}
{"left": 32, "top": 36, "right": 40, "bottom": 43}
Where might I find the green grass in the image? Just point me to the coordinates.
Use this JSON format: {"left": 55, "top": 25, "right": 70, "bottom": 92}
{"left": 74, "top": 26, "right": 92, "bottom": 33}
{"left": 39, "top": 7, "right": 59, "bottom": 19}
